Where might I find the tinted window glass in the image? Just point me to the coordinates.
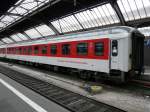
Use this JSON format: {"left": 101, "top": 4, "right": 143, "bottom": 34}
{"left": 23, "top": 48, "right": 27, "bottom": 54}
{"left": 112, "top": 40, "right": 118, "bottom": 56}
{"left": 62, "top": 44, "right": 70, "bottom": 55}
{"left": 3, "top": 48, "right": 5, "bottom": 54}
{"left": 7, "top": 48, "right": 9, "bottom": 53}
{"left": 42, "top": 46, "right": 47, "bottom": 54}
{"left": 8, "top": 48, "right": 10, "bottom": 54}
{"left": 51, "top": 45, "right": 57, "bottom": 55}
{"left": 13, "top": 48, "right": 16, "bottom": 54}
{"left": 19, "top": 48, "right": 22, "bottom": 54}
{"left": 34, "top": 46, "right": 39, "bottom": 54}
{"left": 11, "top": 48, "right": 13, "bottom": 54}
{"left": 77, "top": 43, "right": 88, "bottom": 55}
{"left": 95, "top": 42, "right": 104, "bottom": 56}
{"left": 28, "top": 47, "right": 32, "bottom": 54}
{"left": 16, "top": 48, "right": 19, "bottom": 54}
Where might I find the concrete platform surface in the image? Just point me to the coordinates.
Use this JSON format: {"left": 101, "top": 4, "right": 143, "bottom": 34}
{"left": 144, "top": 66, "right": 150, "bottom": 75}
{"left": 0, "top": 62, "right": 150, "bottom": 112}
{"left": 140, "top": 66, "right": 150, "bottom": 81}
{"left": 0, "top": 73, "right": 70, "bottom": 112}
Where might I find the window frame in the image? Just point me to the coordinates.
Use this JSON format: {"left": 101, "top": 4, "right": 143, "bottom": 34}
{"left": 16, "top": 47, "right": 19, "bottom": 54}
{"left": 34, "top": 46, "right": 39, "bottom": 55}
{"left": 77, "top": 42, "right": 88, "bottom": 55}
{"left": 19, "top": 47, "right": 22, "bottom": 54}
{"left": 50, "top": 44, "right": 57, "bottom": 55}
{"left": 94, "top": 42, "right": 104, "bottom": 56}
{"left": 62, "top": 44, "right": 71, "bottom": 55}
{"left": 41, "top": 45, "right": 48, "bottom": 55}
{"left": 23, "top": 47, "right": 27, "bottom": 55}
{"left": 112, "top": 40, "right": 118, "bottom": 56}
{"left": 27, "top": 46, "right": 32, "bottom": 55}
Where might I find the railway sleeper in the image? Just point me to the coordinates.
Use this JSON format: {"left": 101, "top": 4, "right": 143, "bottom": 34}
{"left": 0, "top": 64, "right": 126, "bottom": 112}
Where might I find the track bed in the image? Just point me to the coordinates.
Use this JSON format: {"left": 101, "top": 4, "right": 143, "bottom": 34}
{"left": 0, "top": 65, "right": 125, "bottom": 112}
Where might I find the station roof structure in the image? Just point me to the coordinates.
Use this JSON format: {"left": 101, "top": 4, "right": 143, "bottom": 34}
{"left": 0, "top": 0, "right": 150, "bottom": 44}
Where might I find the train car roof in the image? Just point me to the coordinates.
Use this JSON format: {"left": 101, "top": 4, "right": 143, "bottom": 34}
{"left": 0, "top": 26, "right": 143, "bottom": 48}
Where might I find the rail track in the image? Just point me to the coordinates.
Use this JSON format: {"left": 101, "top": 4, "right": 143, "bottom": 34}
{"left": 130, "top": 79, "right": 150, "bottom": 89}
{"left": 0, "top": 65, "right": 125, "bottom": 112}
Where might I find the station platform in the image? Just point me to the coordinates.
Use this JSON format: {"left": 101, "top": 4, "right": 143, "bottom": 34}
{"left": 0, "top": 73, "right": 70, "bottom": 112}
{"left": 141, "top": 66, "right": 150, "bottom": 81}
{"left": 144, "top": 66, "right": 150, "bottom": 75}
{"left": 0, "top": 62, "right": 149, "bottom": 112}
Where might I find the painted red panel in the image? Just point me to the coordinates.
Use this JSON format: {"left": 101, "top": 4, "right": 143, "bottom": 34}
{"left": 6, "top": 38, "right": 110, "bottom": 60}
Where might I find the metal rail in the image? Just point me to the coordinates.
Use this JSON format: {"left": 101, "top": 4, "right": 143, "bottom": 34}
{"left": 131, "top": 79, "right": 150, "bottom": 89}
{"left": 0, "top": 65, "right": 125, "bottom": 112}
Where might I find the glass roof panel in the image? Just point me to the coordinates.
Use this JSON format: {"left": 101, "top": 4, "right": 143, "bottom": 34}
{"left": 9, "top": 15, "right": 20, "bottom": 19}
{"left": 35, "top": 24, "right": 55, "bottom": 36}
{"left": 14, "top": 7, "right": 28, "bottom": 15}
{"left": 22, "top": 0, "right": 34, "bottom": 3}
{"left": 51, "top": 15, "right": 82, "bottom": 33}
{"left": 0, "top": 41, "right": 4, "bottom": 45}
{"left": 0, "top": 0, "right": 52, "bottom": 30}
{"left": 10, "top": 34, "right": 22, "bottom": 41}
{"left": 0, "top": 22, "right": 6, "bottom": 28}
{"left": 138, "top": 27, "right": 150, "bottom": 36}
{"left": 51, "top": 3, "right": 119, "bottom": 33}
{"left": 25, "top": 28, "right": 42, "bottom": 39}
{"left": 2, "top": 38, "right": 13, "bottom": 43}
{"left": 2, "top": 39, "right": 9, "bottom": 43}
{"left": 17, "top": 33, "right": 29, "bottom": 40}
{"left": 20, "top": 2, "right": 37, "bottom": 10}
{"left": 117, "top": 0, "right": 150, "bottom": 21}
{"left": 74, "top": 3, "right": 119, "bottom": 29}
{"left": 1, "top": 16, "right": 15, "bottom": 25}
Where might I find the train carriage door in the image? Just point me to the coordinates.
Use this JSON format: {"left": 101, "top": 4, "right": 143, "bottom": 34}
{"left": 131, "top": 32, "right": 144, "bottom": 74}
{"left": 111, "top": 40, "right": 119, "bottom": 70}
{"left": 111, "top": 39, "right": 123, "bottom": 70}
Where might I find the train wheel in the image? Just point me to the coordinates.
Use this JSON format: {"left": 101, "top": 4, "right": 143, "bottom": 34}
{"left": 120, "top": 72, "right": 126, "bottom": 83}
{"left": 79, "top": 71, "right": 91, "bottom": 80}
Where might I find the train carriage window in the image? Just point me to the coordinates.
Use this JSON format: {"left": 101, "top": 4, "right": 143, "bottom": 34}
{"left": 9, "top": 48, "right": 11, "bottom": 54}
{"left": 0, "top": 49, "right": 2, "bottom": 54}
{"left": 95, "top": 42, "right": 104, "bottom": 56}
{"left": 51, "top": 45, "right": 57, "bottom": 55}
{"left": 7, "top": 48, "right": 9, "bottom": 54}
{"left": 10, "top": 48, "right": 12, "bottom": 54}
{"left": 12, "top": 48, "right": 15, "bottom": 54}
{"left": 62, "top": 44, "right": 70, "bottom": 55}
{"left": 28, "top": 47, "right": 32, "bottom": 55}
{"left": 19, "top": 48, "right": 22, "bottom": 54}
{"left": 42, "top": 46, "right": 47, "bottom": 54}
{"left": 14, "top": 48, "right": 16, "bottom": 54}
{"left": 3, "top": 48, "right": 5, "bottom": 54}
{"left": 16, "top": 48, "right": 18, "bottom": 54}
{"left": 16, "top": 48, "right": 19, "bottom": 54}
{"left": 8, "top": 48, "right": 10, "bottom": 54}
{"left": 112, "top": 40, "right": 118, "bottom": 56}
{"left": 34, "top": 46, "right": 39, "bottom": 54}
{"left": 23, "top": 48, "right": 27, "bottom": 54}
{"left": 77, "top": 43, "right": 88, "bottom": 55}
{"left": 10, "top": 47, "right": 13, "bottom": 54}
{"left": 8, "top": 48, "right": 9, "bottom": 54}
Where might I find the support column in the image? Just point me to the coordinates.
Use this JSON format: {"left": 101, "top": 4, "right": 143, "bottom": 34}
{"left": 110, "top": 0, "right": 126, "bottom": 26}
{"left": 44, "top": 21, "right": 60, "bottom": 35}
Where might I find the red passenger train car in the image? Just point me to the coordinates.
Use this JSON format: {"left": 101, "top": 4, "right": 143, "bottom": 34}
{"left": 0, "top": 26, "right": 145, "bottom": 82}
